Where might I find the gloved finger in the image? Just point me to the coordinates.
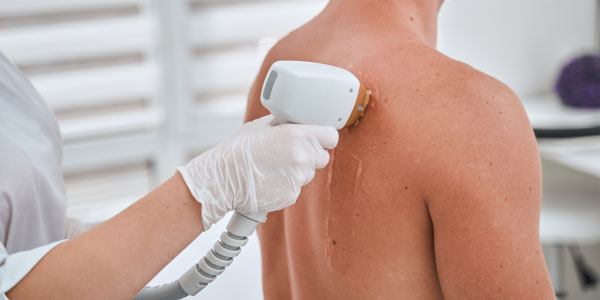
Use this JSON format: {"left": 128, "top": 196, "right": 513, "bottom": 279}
{"left": 314, "top": 147, "right": 331, "bottom": 169}
{"left": 296, "top": 125, "right": 339, "bottom": 149}
{"left": 250, "top": 114, "right": 275, "bottom": 126}
{"left": 268, "top": 115, "right": 285, "bottom": 127}
{"left": 302, "top": 168, "right": 317, "bottom": 186}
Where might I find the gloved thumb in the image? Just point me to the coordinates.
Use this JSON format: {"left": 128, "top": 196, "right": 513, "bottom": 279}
{"left": 293, "top": 124, "right": 339, "bottom": 149}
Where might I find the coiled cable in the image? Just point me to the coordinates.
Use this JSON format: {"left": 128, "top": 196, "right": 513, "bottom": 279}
{"left": 133, "top": 212, "right": 265, "bottom": 300}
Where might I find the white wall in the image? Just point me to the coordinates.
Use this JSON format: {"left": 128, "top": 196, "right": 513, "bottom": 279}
{"left": 438, "top": 0, "right": 598, "bottom": 98}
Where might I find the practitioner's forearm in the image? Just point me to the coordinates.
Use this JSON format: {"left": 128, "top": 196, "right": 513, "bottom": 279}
{"left": 8, "top": 173, "right": 204, "bottom": 300}
{"left": 7, "top": 113, "right": 338, "bottom": 299}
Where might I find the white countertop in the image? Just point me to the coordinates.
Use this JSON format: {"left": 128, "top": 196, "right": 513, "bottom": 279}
{"left": 522, "top": 94, "right": 600, "bottom": 243}
{"left": 521, "top": 93, "right": 600, "bottom": 178}
{"left": 522, "top": 93, "right": 600, "bottom": 130}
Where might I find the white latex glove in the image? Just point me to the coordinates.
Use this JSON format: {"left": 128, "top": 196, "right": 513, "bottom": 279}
{"left": 178, "top": 115, "right": 338, "bottom": 230}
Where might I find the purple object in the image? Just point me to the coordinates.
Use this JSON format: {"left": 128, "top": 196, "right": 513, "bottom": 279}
{"left": 555, "top": 54, "right": 600, "bottom": 108}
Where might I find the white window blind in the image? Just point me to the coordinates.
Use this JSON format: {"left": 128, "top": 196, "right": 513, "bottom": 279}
{"left": 0, "top": 0, "right": 326, "bottom": 211}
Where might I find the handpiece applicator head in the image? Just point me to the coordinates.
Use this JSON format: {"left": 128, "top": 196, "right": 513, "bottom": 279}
{"left": 261, "top": 61, "right": 370, "bottom": 129}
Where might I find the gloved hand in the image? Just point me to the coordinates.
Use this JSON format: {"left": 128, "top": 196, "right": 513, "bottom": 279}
{"left": 178, "top": 115, "right": 339, "bottom": 230}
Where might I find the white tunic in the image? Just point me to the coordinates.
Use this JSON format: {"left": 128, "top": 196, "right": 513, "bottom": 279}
{"left": 0, "top": 52, "right": 67, "bottom": 299}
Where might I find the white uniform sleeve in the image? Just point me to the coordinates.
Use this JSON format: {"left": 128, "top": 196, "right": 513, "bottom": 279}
{"left": 0, "top": 240, "right": 65, "bottom": 300}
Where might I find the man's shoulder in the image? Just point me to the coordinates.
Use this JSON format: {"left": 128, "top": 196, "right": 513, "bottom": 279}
{"left": 437, "top": 54, "right": 529, "bottom": 140}
{"left": 391, "top": 46, "right": 521, "bottom": 112}
{"left": 437, "top": 55, "right": 519, "bottom": 110}
{"left": 379, "top": 48, "right": 539, "bottom": 185}
{"left": 384, "top": 48, "right": 530, "bottom": 139}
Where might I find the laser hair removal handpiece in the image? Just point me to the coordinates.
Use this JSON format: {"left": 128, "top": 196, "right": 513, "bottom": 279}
{"left": 133, "top": 61, "right": 369, "bottom": 300}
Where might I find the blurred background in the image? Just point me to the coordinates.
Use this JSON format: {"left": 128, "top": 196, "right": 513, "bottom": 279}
{"left": 0, "top": 0, "right": 599, "bottom": 299}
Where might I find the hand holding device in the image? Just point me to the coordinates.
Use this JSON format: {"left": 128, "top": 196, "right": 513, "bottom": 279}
{"left": 178, "top": 114, "right": 338, "bottom": 231}
{"left": 134, "top": 61, "right": 368, "bottom": 300}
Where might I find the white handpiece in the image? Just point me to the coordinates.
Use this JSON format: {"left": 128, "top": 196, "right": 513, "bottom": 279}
{"left": 261, "top": 61, "right": 369, "bottom": 129}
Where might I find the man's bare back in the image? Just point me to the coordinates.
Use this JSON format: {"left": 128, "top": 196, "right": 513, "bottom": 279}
{"left": 245, "top": 1, "right": 555, "bottom": 299}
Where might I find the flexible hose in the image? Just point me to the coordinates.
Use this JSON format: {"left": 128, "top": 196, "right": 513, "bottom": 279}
{"left": 132, "top": 212, "right": 265, "bottom": 300}
{"left": 132, "top": 280, "right": 188, "bottom": 300}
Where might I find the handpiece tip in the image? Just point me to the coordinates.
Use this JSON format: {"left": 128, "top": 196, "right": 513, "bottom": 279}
{"left": 344, "top": 84, "right": 371, "bottom": 128}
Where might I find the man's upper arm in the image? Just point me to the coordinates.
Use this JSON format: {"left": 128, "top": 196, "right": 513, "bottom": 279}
{"left": 425, "top": 80, "right": 555, "bottom": 299}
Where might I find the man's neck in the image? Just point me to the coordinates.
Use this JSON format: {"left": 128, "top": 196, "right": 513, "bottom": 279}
{"left": 323, "top": 0, "right": 441, "bottom": 47}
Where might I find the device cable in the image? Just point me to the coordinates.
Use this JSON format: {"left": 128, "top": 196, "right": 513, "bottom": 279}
{"left": 132, "top": 212, "right": 264, "bottom": 300}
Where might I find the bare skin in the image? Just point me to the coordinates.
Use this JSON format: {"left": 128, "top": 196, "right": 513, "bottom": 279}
{"left": 8, "top": 173, "right": 204, "bottom": 300}
{"left": 245, "top": 0, "right": 555, "bottom": 299}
